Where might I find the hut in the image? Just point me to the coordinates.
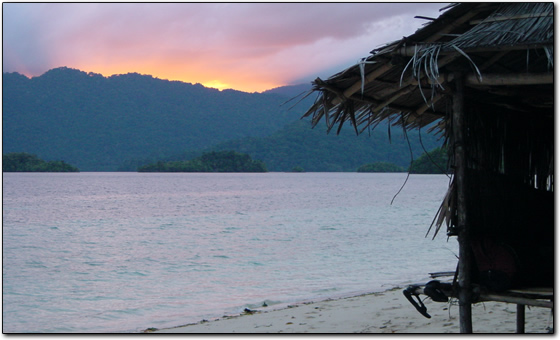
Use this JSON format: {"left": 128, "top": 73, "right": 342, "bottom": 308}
{"left": 301, "top": 3, "right": 553, "bottom": 333}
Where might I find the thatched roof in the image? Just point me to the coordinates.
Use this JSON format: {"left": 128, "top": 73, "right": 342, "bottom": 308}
{"left": 302, "top": 2, "right": 553, "bottom": 135}
{"left": 302, "top": 2, "right": 554, "bottom": 240}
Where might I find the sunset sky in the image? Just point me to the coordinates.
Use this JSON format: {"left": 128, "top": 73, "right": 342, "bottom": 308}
{"left": 3, "top": 3, "right": 445, "bottom": 93}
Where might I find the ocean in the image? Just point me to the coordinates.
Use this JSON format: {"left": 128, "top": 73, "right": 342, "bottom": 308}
{"left": 3, "top": 172, "right": 457, "bottom": 333}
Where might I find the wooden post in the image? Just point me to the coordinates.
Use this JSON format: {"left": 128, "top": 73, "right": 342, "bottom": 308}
{"left": 516, "top": 304, "right": 525, "bottom": 333}
{"left": 453, "top": 71, "right": 473, "bottom": 333}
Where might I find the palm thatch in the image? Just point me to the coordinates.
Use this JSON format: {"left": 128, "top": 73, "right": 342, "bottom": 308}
{"left": 303, "top": 3, "right": 554, "bottom": 247}
{"left": 303, "top": 3, "right": 552, "bottom": 131}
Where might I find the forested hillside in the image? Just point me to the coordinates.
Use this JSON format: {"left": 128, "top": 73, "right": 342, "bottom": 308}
{"left": 3, "top": 67, "right": 302, "bottom": 170}
{"left": 211, "top": 120, "right": 444, "bottom": 172}
{"left": 4, "top": 67, "right": 443, "bottom": 172}
{"left": 121, "top": 120, "right": 443, "bottom": 172}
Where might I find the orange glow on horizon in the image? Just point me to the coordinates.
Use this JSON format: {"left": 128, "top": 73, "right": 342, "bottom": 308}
{"left": 200, "top": 80, "right": 231, "bottom": 91}
{"left": 62, "top": 61, "right": 287, "bottom": 93}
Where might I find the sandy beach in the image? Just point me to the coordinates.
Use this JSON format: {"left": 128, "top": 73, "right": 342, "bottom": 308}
{"left": 149, "top": 286, "right": 553, "bottom": 334}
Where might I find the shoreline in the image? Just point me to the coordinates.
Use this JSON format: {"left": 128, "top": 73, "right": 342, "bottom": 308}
{"left": 147, "top": 286, "right": 553, "bottom": 333}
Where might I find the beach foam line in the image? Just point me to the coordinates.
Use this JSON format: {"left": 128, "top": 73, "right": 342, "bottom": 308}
{"left": 146, "top": 286, "right": 553, "bottom": 333}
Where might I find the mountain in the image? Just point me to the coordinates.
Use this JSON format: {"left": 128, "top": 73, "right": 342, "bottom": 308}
{"left": 3, "top": 67, "right": 303, "bottom": 170}
{"left": 3, "top": 67, "right": 443, "bottom": 172}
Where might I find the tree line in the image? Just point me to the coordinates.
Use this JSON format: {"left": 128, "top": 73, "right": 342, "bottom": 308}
{"left": 138, "top": 151, "right": 267, "bottom": 172}
{"left": 2, "top": 147, "right": 446, "bottom": 174}
{"left": 3, "top": 152, "right": 79, "bottom": 172}
{"left": 137, "top": 147, "right": 449, "bottom": 174}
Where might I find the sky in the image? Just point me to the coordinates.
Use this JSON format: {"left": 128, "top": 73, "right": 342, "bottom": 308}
{"left": 3, "top": 2, "right": 446, "bottom": 93}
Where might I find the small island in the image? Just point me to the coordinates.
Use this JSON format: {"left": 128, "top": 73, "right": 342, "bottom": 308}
{"left": 356, "top": 148, "right": 449, "bottom": 174}
{"left": 408, "top": 147, "right": 449, "bottom": 174}
{"left": 290, "top": 166, "right": 305, "bottom": 173}
{"left": 138, "top": 150, "right": 268, "bottom": 173}
{"left": 357, "top": 162, "right": 404, "bottom": 173}
{"left": 3, "top": 152, "right": 79, "bottom": 172}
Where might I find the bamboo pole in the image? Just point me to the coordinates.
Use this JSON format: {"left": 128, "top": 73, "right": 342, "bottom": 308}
{"left": 409, "top": 71, "right": 553, "bottom": 87}
{"left": 465, "top": 72, "right": 553, "bottom": 86}
{"left": 452, "top": 71, "right": 473, "bottom": 333}
{"left": 393, "top": 43, "right": 552, "bottom": 57}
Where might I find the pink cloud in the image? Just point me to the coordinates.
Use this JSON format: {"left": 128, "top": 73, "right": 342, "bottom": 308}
{"left": 3, "top": 3, "right": 445, "bottom": 92}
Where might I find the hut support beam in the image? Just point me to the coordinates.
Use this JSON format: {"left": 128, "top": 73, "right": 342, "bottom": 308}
{"left": 394, "top": 43, "right": 552, "bottom": 58}
{"left": 410, "top": 72, "right": 552, "bottom": 87}
{"left": 465, "top": 72, "right": 553, "bottom": 86}
{"left": 452, "top": 72, "right": 473, "bottom": 333}
{"left": 516, "top": 305, "right": 525, "bottom": 333}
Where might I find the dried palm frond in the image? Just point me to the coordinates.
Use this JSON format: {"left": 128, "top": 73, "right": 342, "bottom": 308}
{"left": 448, "top": 3, "right": 553, "bottom": 49}
{"left": 426, "top": 180, "right": 456, "bottom": 239}
{"left": 357, "top": 58, "right": 377, "bottom": 96}
{"left": 449, "top": 44, "right": 482, "bottom": 82}
{"left": 543, "top": 45, "right": 553, "bottom": 69}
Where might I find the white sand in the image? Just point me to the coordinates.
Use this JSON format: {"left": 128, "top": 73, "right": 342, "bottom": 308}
{"left": 149, "top": 287, "right": 553, "bottom": 333}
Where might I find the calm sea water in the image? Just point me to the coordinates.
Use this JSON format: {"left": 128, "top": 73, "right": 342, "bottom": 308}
{"left": 3, "top": 172, "right": 457, "bottom": 333}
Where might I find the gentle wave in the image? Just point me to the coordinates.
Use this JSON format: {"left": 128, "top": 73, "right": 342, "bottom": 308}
{"left": 3, "top": 172, "right": 456, "bottom": 333}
